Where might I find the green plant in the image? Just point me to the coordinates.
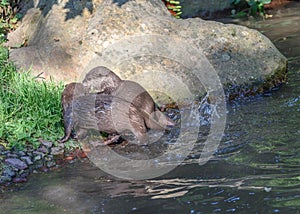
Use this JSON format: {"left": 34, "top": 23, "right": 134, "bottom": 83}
{"left": 0, "top": 46, "right": 65, "bottom": 150}
{"left": 0, "top": 0, "right": 22, "bottom": 35}
{"left": 162, "top": 0, "right": 182, "bottom": 18}
{"left": 231, "top": 0, "right": 272, "bottom": 17}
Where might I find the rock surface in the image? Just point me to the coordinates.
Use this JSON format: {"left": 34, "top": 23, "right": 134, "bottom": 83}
{"left": 0, "top": 139, "right": 81, "bottom": 187}
{"left": 4, "top": 158, "right": 28, "bottom": 170}
{"left": 6, "top": 0, "right": 287, "bottom": 101}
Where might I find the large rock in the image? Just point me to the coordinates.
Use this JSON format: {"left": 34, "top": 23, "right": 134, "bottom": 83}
{"left": 6, "top": 0, "right": 287, "bottom": 101}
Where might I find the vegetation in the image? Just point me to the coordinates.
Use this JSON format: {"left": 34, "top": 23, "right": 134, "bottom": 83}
{"left": 162, "top": 0, "right": 182, "bottom": 18}
{"left": 230, "top": 0, "right": 272, "bottom": 17}
{"left": 0, "top": 1, "right": 71, "bottom": 151}
{"left": 0, "top": 0, "right": 22, "bottom": 39}
{"left": 0, "top": 45, "right": 64, "bottom": 150}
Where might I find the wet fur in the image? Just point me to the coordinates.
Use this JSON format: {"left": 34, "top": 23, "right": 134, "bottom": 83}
{"left": 82, "top": 66, "right": 174, "bottom": 130}
{"left": 59, "top": 87, "right": 151, "bottom": 143}
{"left": 58, "top": 83, "right": 88, "bottom": 143}
{"left": 58, "top": 67, "right": 174, "bottom": 143}
{"left": 72, "top": 93, "right": 149, "bottom": 143}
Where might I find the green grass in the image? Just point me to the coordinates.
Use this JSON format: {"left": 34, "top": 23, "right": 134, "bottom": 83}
{"left": 0, "top": 45, "right": 65, "bottom": 150}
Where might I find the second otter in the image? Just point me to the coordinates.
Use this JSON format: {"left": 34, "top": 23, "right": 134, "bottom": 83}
{"left": 82, "top": 66, "right": 174, "bottom": 130}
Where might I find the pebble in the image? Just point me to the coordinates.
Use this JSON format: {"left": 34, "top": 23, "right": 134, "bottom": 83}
{"left": 33, "top": 155, "right": 42, "bottom": 162}
{"left": 46, "top": 160, "right": 56, "bottom": 168}
{"left": 0, "top": 139, "right": 86, "bottom": 187}
{"left": 37, "top": 146, "right": 48, "bottom": 154}
{"left": 51, "top": 147, "right": 64, "bottom": 155}
{"left": 13, "top": 177, "right": 27, "bottom": 183}
{"left": 20, "top": 172, "right": 29, "bottom": 178}
{"left": 33, "top": 151, "right": 45, "bottom": 158}
{"left": 2, "top": 166, "right": 16, "bottom": 177}
{"left": 39, "top": 140, "right": 53, "bottom": 148}
{"left": 40, "top": 166, "right": 49, "bottom": 173}
{"left": 5, "top": 158, "right": 28, "bottom": 170}
{"left": 18, "top": 151, "right": 26, "bottom": 156}
{"left": 20, "top": 156, "right": 33, "bottom": 165}
{"left": 0, "top": 175, "right": 12, "bottom": 182}
{"left": 7, "top": 153, "right": 19, "bottom": 158}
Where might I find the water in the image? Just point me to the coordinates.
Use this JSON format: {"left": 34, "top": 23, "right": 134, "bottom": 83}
{"left": 1, "top": 2, "right": 300, "bottom": 214}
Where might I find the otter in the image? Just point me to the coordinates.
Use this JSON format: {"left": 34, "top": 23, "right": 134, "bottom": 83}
{"left": 82, "top": 66, "right": 174, "bottom": 130}
{"left": 59, "top": 82, "right": 174, "bottom": 144}
{"left": 58, "top": 82, "right": 88, "bottom": 143}
{"left": 72, "top": 93, "right": 150, "bottom": 143}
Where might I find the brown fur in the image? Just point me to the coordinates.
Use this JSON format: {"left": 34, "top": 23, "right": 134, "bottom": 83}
{"left": 82, "top": 66, "right": 174, "bottom": 130}
{"left": 58, "top": 66, "right": 175, "bottom": 144}
{"left": 59, "top": 82, "right": 163, "bottom": 144}
{"left": 72, "top": 93, "right": 149, "bottom": 143}
{"left": 58, "top": 83, "right": 88, "bottom": 143}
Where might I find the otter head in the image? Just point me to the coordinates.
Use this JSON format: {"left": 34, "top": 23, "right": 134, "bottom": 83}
{"left": 62, "top": 82, "right": 87, "bottom": 105}
{"left": 82, "top": 66, "right": 122, "bottom": 94}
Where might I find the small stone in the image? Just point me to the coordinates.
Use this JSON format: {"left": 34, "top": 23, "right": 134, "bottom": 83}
{"left": 39, "top": 139, "right": 53, "bottom": 148}
{"left": 222, "top": 53, "right": 231, "bottom": 61}
{"left": 18, "top": 151, "right": 26, "bottom": 156}
{"left": 33, "top": 160, "right": 43, "bottom": 169}
{"left": 44, "top": 156, "right": 52, "bottom": 161}
{"left": 13, "top": 177, "right": 27, "bottom": 183}
{"left": 46, "top": 160, "right": 56, "bottom": 168}
{"left": 37, "top": 146, "right": 48, "bottom": 154}
{"left": 5, "top": 158, "right": 28, "bottom": 170}
{"left": 20, "top": 171, "right": 29, "bottom": 178}
{"left": 40, "top": 166, "right": 49, "bottom": 172}
{"left": 51, "top": 147, "right": 64, "bottom": 156}
{"left": 33, "top": 155, "right": 42, "bottom": 162}
{"left": 26, "top": 151, "right": 33, "bottom": 157}
{"left": 2, "top": 166, "right": 16, "bottom": 177}
{"left": 47, "top": 154, "right": 54, "bottom": 159}
{"left": 0, "top": 175, "right": 12, "bottom": 183}
{"left": 33, "top": 151, "right": 45, "bottom": 157}
{"left": 20, "top": 156, "right": 33, "bottom": 165}
{"left": 7, "top": 153, "right": 18, "bottom": 158}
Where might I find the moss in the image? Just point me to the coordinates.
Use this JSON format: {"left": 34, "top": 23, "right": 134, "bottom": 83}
{"left": 225, "top": 60, "right": 287, "bottom": 100}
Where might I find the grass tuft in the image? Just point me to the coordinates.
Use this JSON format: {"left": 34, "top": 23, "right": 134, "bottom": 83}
{"left": 0, "top": 46, "right": 64, "bottom": 150}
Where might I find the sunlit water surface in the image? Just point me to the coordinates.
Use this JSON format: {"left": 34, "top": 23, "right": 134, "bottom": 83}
{"left": 0, "top": 2, "right": 299, "bottom": 214}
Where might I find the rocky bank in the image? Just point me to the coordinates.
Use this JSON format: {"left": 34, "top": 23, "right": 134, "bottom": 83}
{"left": 5, "top": 0, "right": 287, "bottom": 101}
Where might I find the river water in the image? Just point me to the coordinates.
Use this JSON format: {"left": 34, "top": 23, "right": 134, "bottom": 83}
{"left": 0, "top": 2, "right": 299, "bottom": 214}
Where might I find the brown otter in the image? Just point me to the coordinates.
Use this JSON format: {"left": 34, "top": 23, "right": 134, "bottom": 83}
{"left": 59, "top": 82, "right": 173, "bottom": 144}
{"left": 72, "top": 93, "right": 149, "bottom": 143}
{"left": 58, "top": 82, "right": 88, "bottom": 143}
{"left": 82, "top": 66, "right": 174, "bottom": 130}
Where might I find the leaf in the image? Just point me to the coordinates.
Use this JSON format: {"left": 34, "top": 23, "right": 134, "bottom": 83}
{"left": 10, "top": 17, "right": 18, "bottom": 24}
{"left": 259, "top": 0, "right": 271, "bottom": 4}
{"left": 230, "top": 0, "right": 240, "bottom": 5}
{"left": 1, "top": 0, "right": 9, "bottom": 6}
{"left": 231, "top": 11, "right": 247, "bottom": 18}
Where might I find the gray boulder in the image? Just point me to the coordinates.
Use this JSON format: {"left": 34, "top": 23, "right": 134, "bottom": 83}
{"left": 6, "top": 0, "right": 287, "bottom": 101}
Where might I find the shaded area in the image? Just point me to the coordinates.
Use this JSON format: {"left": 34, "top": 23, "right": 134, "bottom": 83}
{"left": 64, "top": 0, "right": 93, "bottom": 20}
{"left": 18, "top": 0, "right": 131, "bottom": 21}
{"left": 113, "top": 0, "right": 130, "bottom": 7}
